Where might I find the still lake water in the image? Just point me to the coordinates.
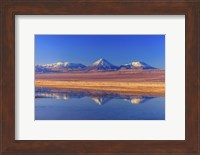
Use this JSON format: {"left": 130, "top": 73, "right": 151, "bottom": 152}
{"left": 35, "top": 88, "right": 165, "bottom": 120}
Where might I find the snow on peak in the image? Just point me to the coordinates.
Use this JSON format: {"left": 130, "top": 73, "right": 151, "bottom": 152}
{"left": 40, "top": 61, "right": 68, "bottom": 68}
{"left": 39, "top": 61, "right": 86, "bottom": 69}
{"left": 54, "top": 62, "right": 68, "bottom": 67}
{"left": 121, "top": 61, "right": 155, "bottom": 69}
{"left": 90, "top": 58, "right": 118, "bottom": 70}
{"left": 131, "top": 62, "right": 144, "bottom": 67}
{"left": 56, "top": 62, "right": 64, "bottom": 65}
{"left": 36, "top": 59, "right": 157, "bottom": 73}
{"left": 93, "top": 58, "right": 111, "bottom": 66}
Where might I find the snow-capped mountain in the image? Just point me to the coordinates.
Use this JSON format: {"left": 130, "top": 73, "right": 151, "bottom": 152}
{"left": 39, "top": 62, "right": 86, "bottom": 69}
{"left": 120, "top": 61, "right": 155, "bottom": 69}
{"left": 35, "top": 65, "right": 54, "bottom": 73}
{"left": 87, "top": 58, "right": 118, "bottom": 71}
{"left": 35, "top": 59, "right": 157, "bottom": 73}
{"left": 35, "top": 62, "right": 86, "bottom": 73}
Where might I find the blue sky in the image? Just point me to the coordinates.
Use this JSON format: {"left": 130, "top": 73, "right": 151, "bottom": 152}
{"left": 35, "top": 35, "right": 165, "bottom": 69}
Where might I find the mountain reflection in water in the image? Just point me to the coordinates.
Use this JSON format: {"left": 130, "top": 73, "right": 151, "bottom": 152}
{"left": 35, "top": 88, "right": 154, "bottom": 105}
{"left": 35, "top": 88, "right": 165, "bottom": 120}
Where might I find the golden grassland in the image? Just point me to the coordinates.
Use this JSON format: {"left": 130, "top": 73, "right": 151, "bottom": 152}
{"left": 36, "top": 80, "right": 165, "bottom": 96}
{"left": 35, "top": 70, "right": 165, "bottom": 95}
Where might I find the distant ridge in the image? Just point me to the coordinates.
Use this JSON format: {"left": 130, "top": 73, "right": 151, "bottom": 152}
{"left": 35, "top": 58, "right": 156, "bottom": 73}
{"left": 120, "top": 61, "right": 156, "bottom": 70}
{"left": 36, "top": 61, "right": 86, "bottom": 69}
{"left": 35, "top": 61, "right": 86, "bottom": 73}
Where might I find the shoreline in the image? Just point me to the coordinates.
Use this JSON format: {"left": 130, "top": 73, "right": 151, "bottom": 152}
{"left": 35, "top": 80, "right": 165, "bottom": 96}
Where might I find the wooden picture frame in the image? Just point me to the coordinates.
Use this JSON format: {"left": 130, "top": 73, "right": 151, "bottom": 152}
{"left": 0, "top": 0, "right": 199, "bottom": 154}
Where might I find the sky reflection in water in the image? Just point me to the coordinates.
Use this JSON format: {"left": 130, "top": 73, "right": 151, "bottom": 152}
{"left": 35, "top": 88, "right": 165, "bottom": 120}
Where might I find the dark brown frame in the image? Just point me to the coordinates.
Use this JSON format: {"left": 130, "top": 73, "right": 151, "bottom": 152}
{"left": 0, "top": 0, "right": 200, "bottom": 154}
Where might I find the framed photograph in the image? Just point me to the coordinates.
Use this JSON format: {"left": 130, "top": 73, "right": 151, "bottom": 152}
{"left": 1, "top": 0, "right": 199, "bottom": 154}
{"left": 34, "top": 34, "right": 165, "bottom": 121}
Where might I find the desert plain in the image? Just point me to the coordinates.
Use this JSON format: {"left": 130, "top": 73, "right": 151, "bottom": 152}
{"left": 36, "top": 70, "right": 165, "bottom": 96}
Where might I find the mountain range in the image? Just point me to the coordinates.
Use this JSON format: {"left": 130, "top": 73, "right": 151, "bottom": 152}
{"left": 35, "top": 58, "right": 156, "bottom": 73}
